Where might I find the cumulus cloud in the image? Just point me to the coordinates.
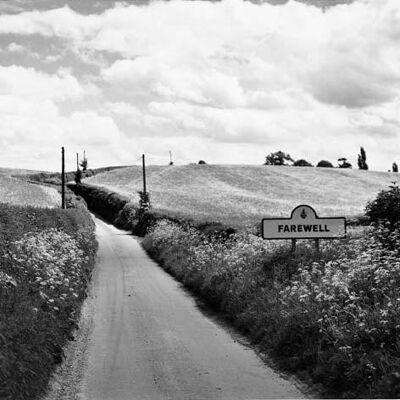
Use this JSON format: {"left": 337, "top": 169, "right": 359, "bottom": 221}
{"left": 0, "top": 65, "right": 86, "bottom": 101}
{"left": 0, "top": 0, "right": 400, "bottom": 170}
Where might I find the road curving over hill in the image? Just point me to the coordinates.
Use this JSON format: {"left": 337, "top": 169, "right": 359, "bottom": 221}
{"left": 75, "top": 216, "right": 308, "bottom": 400}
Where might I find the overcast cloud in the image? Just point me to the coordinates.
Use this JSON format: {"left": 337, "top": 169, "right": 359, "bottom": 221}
{"left": 0, "top": 0, "right": 399, "bottom": 171}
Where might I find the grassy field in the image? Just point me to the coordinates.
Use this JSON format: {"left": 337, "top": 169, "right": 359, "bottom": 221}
{"left": 0, "top": 167, "right": 49, "bottom": 176}
{"left": 0, "top": 175, "right": 60, "bottom": 208}
{"left": 85, "top": 165, "right": 400, "bottom": 228}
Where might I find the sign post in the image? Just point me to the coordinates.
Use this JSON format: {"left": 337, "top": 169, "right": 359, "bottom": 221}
{"left": 262, "top": 205, "right": 346, "bottom": 252}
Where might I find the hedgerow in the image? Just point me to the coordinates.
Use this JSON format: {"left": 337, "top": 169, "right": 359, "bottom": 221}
{"left": 142, "top": 221, "right": 400, "bottom": 398}
{"left": 0, "top": 203, "right": 97, "bottom": 400}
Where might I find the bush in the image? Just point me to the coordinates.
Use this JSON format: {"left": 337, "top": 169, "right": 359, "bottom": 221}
{"left": 198, "top": 160, "right": 207, "bottom": 165}
{"left": 264, "top": 151, "right": 294, "bottom": 166}
{"left": 317, "top": 160, "right": 333, "bottom": 168}
{"left": 294, "top": 159, "right": 313, "bottom": 167}
{"left": 74, "top": 169, "right": 82, "bottom": 184}
{"left": 68, "top": 183, "right": 130, "bottom": 223}
{"left": 365, "top": 183, "right": 400, "bottom": 228}
{"left": 338, "top": 158, "right": 352, "bottom": 169}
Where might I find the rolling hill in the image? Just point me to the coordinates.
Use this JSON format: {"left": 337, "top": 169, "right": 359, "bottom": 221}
{"left": 0, "top": 175, "right": 60, "bottom": 208}
{"left": 85, "top": 165, "right": 400, "bottom": 228}
{"left": 0, "top": 167, "right": 50, "bottom": 176}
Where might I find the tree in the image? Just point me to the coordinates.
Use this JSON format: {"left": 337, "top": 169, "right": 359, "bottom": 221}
{"left": 294, "top": 159, "right": 313, "bottom": 167}
{"left": 80, "top": 159, "right": 88, "bottom": 172}
{"left": 365, "top": 183, "right": 400, "bottom": 229}
{"left": 198, "top": 160, "right": 207, "bottom": 164}
{"left": 138, "top": 190, "right": 150, "bottom": 211}
{"left": 264, "top": 151, "right": 294, "bottom": 166}
{"left": 74, "top": 168, "right": 82, "bottom": 184}
{"left": 80, "top": 151, "right": 88, "bottom": 172}
{"left": 357, "top": 147, "right": 368, "bottom": 170}
{"left": 393, "top": 163, "right": 398, "bottom": 173}
{"left": 338, "top": 158, "right": 352, "bottom": 169}
{"left": 316, "top": 160, "right": 333, "bottom": 168}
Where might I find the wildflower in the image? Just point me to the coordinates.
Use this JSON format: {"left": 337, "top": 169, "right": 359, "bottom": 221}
{"left": 0, "top": 272, "right": 17, "bottom": 288}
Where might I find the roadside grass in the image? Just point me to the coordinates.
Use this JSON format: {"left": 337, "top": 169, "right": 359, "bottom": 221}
{"left": 0, "top": 202, "right": 97, "bottom": 400}
{"left": 0, "top": 175, "right": 60, "bottom": 208}
{"left": 142, "top": 221, "right": 400, "bottom": 398}
{"left": 85, "top": 164, "right": 400, "bottom": 228}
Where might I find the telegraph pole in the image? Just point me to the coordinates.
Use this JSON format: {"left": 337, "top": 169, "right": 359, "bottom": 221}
{"left": 142, "top": 154, "right": 147, "bottom": 194}
{"left": 76, "top": 152, "right": 79, "bottom": 170}
{"left": 61, "top": 147, "right": 66, "bottom": 209}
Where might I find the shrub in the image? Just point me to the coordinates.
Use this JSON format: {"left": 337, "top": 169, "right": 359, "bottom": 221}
{"left": 74, "top": 169, "right": 82, "bottom": 184}
{"left": 264, "top": 151, "right": 294, "bottom": 166}
{"left": 68, "top": 183, "right": 130, "bottom": 223}
{"left": 138, "top": 190, "right": 151, "bottom": 211}
{"left": 338, "top": 158, "right": 352, "bottom": 169}
{"left": 294, "top": 159, "right": 313, "bottom": 167}
{"left": 198, "top": 160, "right": 207, "bottom": 165}
{"left": 317, "top": 160, "right": 333, "bottom": 168}
{"left": 365, "top": 183, "right": 400, "bottom": 228}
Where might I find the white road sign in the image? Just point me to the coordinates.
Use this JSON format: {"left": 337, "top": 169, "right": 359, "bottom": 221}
{"left": 262, "top": 205, "right": 346, "bottom": 240}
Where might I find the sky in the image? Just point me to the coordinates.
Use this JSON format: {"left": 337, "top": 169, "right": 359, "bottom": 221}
{"left": 0, "top": 0, "right": 399, "bottom": 171}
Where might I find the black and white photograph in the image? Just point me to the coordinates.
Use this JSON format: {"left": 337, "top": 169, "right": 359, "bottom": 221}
{"left": 0, "top": 0, "right": 399, "bottom": 399}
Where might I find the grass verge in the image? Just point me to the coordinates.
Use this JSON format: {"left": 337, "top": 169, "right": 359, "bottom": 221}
{"left": 0, "top": 201, "right": 97, "bottom": 400}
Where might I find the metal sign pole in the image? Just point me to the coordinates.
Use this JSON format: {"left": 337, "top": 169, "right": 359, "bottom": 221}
{"left": 315, "top": 239, "right": 320, "bottom": 254}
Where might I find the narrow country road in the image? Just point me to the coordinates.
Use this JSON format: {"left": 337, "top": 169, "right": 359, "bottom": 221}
{"left": 78, "top": 215, "right": 306, "bottom": 400}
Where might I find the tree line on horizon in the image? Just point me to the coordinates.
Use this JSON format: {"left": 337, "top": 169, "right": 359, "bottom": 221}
{"left": 263, "top": 147, "right": 399, "bottom": 172}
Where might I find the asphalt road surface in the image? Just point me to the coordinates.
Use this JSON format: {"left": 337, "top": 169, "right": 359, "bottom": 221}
{"left": 77, "top": 216, "right": 306, "bottom": 400}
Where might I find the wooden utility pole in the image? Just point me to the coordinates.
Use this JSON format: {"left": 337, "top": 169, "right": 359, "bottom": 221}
{"left": 142, "top": 154, "right": 147, "bottom": 194}
{"left": 76, "top": 152, "right": 79, "bottom": 170}
{"left": 61, "top": 147, "right": 66, "bottom": 209}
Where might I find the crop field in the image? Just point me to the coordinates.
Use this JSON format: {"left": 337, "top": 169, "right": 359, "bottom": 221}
{"left": 85, "top": 164, "right": 400, "bottom": 228}
{"left": 0, "top": 175, "right": 60, "bottom": 208}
